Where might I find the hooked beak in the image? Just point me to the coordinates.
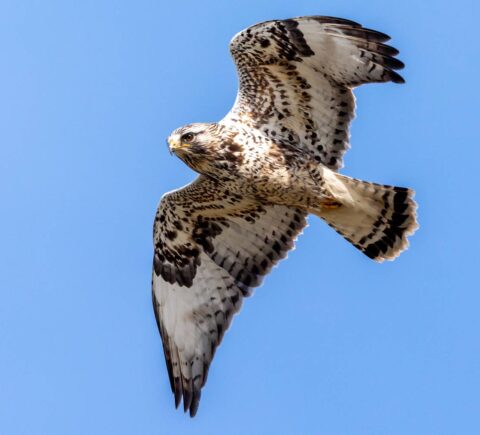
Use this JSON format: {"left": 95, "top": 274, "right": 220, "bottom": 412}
{"left": 167, "top": 136, "right": 187, "bottom": 154}
{"left": 167, "top": 137, "right": 178, "bottom": 151}
{"left": 166, "top": 138, "right": 173, "bottom": 155}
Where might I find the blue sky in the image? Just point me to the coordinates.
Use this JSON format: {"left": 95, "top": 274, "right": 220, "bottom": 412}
{"left": 1, "top": 0, "right": 479, "bottom": 434}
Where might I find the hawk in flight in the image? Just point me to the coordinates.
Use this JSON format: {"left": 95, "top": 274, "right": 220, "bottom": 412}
{"left": 152, "top": 16, "right": 418, "bottom": 416}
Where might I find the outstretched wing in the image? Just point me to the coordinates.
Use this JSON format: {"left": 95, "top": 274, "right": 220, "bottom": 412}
{"left": 152, "top": 176, "right": 307, "bottom": 416}
{"left": 222, "top": 16, "right": 405, "bottom": 170}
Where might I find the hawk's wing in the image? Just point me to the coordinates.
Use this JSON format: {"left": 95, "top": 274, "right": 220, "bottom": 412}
{"left": 152, "top": 176, "right": 307, "bottom": 416}
{"left": 222, "top": 16, "right": 404, "bottom": 170}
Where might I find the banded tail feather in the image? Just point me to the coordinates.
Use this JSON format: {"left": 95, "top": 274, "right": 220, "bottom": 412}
{"left": 314, "top": 173, "right": 418, "bottom": 262}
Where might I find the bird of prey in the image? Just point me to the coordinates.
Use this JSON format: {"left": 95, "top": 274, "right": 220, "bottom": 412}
{"left": 152, "top": 15, "right": 418, "bottom": 416}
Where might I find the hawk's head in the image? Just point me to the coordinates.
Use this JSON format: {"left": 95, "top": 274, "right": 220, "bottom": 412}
{"left": 167, "top": 123, "right": 242, "bottom": 176}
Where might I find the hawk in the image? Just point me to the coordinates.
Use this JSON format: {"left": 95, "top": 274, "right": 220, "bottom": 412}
{"left": 152, "top": 15, "right": 418, "bottom": 416}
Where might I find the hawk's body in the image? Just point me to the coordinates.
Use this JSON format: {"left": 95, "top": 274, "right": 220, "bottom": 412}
{"left": 152, "top": 16, "right": 418, "bottom": 416}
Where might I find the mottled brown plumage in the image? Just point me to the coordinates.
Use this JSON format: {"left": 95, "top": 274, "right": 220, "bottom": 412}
{"left": 152, "top": 15, "right": 418, "bottom": 417}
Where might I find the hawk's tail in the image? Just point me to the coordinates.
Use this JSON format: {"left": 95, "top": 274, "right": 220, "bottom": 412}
{"left": 312, "top": 173, "right": 418, "bottom": 262}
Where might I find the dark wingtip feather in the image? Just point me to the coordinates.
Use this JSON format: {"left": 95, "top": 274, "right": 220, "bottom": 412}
{"left": 309, "top": 15, "right": 361, "bottom": 27}
{"left": 189, "top": 390, "right": 201, "bottom": 417}
{"left": 382, "top": 56, "right": 405, "bottom": 70}
{"left": 331, "top": 25, "right": 391, "bottom": 43}
{"left": 174, "top": 384, "right": 182, "bottom": 409}
{"left": 183, "top": 387, "right": 193, "bottom": 413}
{"left": 389, "top": 70, "right": 406, "bottom": 84}
{"left": 378, "top": 43, "right": 399, "bottom": 57}
{"left": 361, "top": 27, "right": 391, "bottom": 43}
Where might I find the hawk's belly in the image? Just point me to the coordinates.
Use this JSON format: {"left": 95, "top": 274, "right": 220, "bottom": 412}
{"left": 239, "top": 158, "right": 333, "bottom": 210}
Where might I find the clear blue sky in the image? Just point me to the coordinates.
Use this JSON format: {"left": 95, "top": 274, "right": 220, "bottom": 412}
{"left": 1, "top": 1, "right": 478, "bottom": 434}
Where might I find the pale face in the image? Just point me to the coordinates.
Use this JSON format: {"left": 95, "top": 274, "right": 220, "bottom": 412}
{"left": 167, "top": 123, "right": 223, "bottom": 174}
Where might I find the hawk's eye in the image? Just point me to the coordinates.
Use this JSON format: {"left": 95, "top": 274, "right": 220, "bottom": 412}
{"left": 181, "top": 133, "right": 195, "bottom": 143}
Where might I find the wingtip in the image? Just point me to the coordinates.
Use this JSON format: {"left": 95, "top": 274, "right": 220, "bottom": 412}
{"left": 389, "top": 70, "right": 405, "bottom": 84}
{"left": 384, "top": 56, "right": 405, "bottom": 71}
{"left": 364, "top": 28, "right": 391, "bottom": 43}
{"left": 182, "top": 384, "right": 193, "bottom": 414}
{"left": 309, "top": 15, "right": 362, "bottom": 27}
{"left": 174, "top": 392, "right": 181, "bottom": 409}
{"left": 189, "top": 391, "right": 201, "bottom": 417}
{"left": 173, "top": 379, "right": 201, "bottom": 417}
